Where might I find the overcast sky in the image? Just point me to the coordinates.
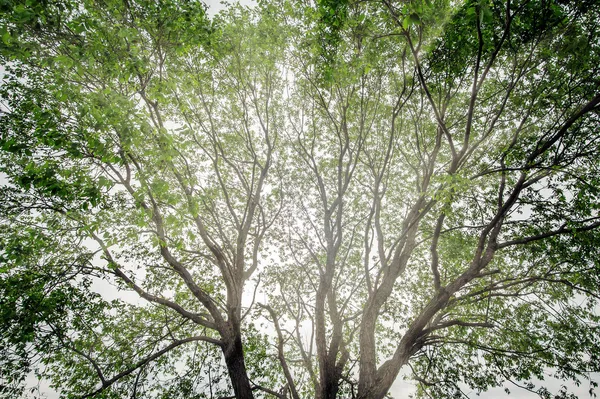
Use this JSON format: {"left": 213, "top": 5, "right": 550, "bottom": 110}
{"left": 205, "top": 0, "right": 256, "bottom": 15}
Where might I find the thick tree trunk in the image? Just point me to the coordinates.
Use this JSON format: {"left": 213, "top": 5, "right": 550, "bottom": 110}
{"left": 320, "top": 364, "right": 342, "bottom": 399}
{"left": 358, "top": 217, "right": 421, "bottom": 399}
{"left": 357, "top": 300, "right": 379, "bottom": 396}
{"left": 222, "top": 329, "right": 254, "bottom": 399}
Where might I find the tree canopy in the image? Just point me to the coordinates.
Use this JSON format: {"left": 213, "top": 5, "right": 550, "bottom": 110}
{"left": 1, "top": 0, "right": 599, "bottom": 398}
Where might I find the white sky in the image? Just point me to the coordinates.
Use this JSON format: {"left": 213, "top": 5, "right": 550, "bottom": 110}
{"left": 205, "top": 0, "right": 256, "bottom": 15}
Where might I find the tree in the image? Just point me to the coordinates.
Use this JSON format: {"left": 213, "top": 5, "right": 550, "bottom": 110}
{"left": 1, "top": 1, "right": 286, "bottom": 398}
{"left": 1, "top": 0, "right": 599, "bottom": 398}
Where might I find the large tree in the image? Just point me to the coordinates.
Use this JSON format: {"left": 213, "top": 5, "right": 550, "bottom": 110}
{"left": 1, "top": 0, "right": 599, "bottom": 399}
{"left": 268, "top": 0, "right": 600, "bottom": 398}
{"left": 1, "top": 1, "right": 286, "bottom": 398}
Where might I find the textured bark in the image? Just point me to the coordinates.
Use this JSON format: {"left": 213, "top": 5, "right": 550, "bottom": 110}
{"left": 321, "top": 363, "right": 342, "bottom": 399}
{"left": 222, "top": 330, "right": 255, "bottom": 399}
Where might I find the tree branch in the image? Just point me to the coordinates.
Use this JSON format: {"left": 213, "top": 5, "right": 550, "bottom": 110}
{"left": 80, "top": 335, "right": 222, "bottom": 399}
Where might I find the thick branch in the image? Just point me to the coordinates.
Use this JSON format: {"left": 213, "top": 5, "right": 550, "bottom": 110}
{"left": 498, "top": 218, "right": 600, "bottom": 248}
{"left": 80, "top": 335, "right": 222, "bottom": 399}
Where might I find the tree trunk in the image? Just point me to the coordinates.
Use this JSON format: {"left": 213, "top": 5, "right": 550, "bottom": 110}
{"left": 222, "top": 330, "right": 254, "bottom": 399}
{"left": 320, "top": 364, "right": 341, "bottom": 399}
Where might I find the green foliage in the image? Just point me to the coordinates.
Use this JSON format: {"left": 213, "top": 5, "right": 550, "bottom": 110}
{"left": 0, "top": 224, "right": 107, "bottom": 397}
